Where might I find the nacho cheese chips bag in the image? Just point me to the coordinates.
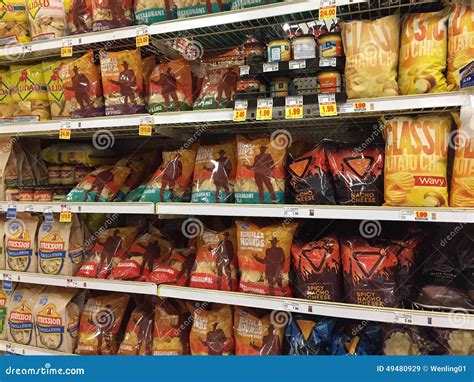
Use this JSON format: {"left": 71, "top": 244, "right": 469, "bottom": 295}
{"left": 383, "top": 114, "right": 451, "bottom": 207}
{"left": 5, "top": 213, "right": 39, "bottom": 273}
{"left": 342, "top": 14, "right": 400, "bottom": 98}
{"left": 236, "top": 220, "right": 297, "bottom": 296}
{"left": 0, "top": 0, "right": 30, "bottom": 44}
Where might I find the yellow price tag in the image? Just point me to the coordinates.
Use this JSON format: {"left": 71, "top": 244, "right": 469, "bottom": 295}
{"left": 256, "top": 98, "right": 273, "bottom": 121}
{"left": 319, "top": 6, "right": 336, "bottom": 20}
{"left": 285, "top": 96, "right": 303, "bottom": 119}
{"left": 59, "top": 128, "right": 71, "bottom": 140}
{"left": 354, "top": 102, "right": 367, "bottom": 112}
{"left": 136, "top": 34, "right": 149, "bottom": 47}
{"left": 59, "top": 211, "right": 72, "bottom": 223}
{"left": 233, "top": 109, "right": 247, "bottom": 122}
{"left": 61, "top": 46, "right": 73, "bottom": 57}
{"left": 139, "top": 124, "right": 152, "bottom": 136}
{"left": 319, "top": 102, "right": 337, "bottom": 116}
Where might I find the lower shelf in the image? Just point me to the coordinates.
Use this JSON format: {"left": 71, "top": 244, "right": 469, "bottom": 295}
{"left": 0, "top": 340, "right": 73, "bottom": 355}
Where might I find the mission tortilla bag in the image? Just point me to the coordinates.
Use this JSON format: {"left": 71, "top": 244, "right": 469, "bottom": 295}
{"left": 5, "top": 213, "right": 39, "bottom": 273}
{"left": 118, "top": 305, "right": 153, "bottom": 355}
{"left": 0, "top": 0, "right": 30, "bottom": 45}
{"left": 0, "top": 285, "right": 13, "bottom": 340}
{"left": 148, "top": 248, "right": 195, "bottom": 286}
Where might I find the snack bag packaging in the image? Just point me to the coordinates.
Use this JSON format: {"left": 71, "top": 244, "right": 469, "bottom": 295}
{"left": 66, "top": 165, "right": 131, "bottom": 202}
{"left": 192, "top": 142, "right": 237, "bottom": 203}
{"left": 234, "top": 307, "right": 284, "bottom": 355}
{"left": 92, "top": 0, "right": 133, "bottom": 31}
{"left": 141, "top": 55, "right": 156, "bottom": 102}
{"left": 153, "top": 299, "right": 190, "bottom": 355}
{"left": 0, "top": 285, "right": 13, "bottom": 340}
{"left": 0, "top": 0, "right": 30, "bottom": 44}
{"left": 231, "top": 0, "right": 278, "bottom": 10}
{"left": 40, "top": 143, "right": 116, "bottom": 167}
{"left": 291, "top": 235, "right": 343, "bottom": 302}
{"left": 382, "top": 114, "right": 451, "bottom": 207}
{"left": 0, "top": 137, "right": 16, "bottom": 197}
{"left": 0, "top": 216, "right": 5, "bottom": 269}
{"left": 110, "top": 227, "right": 173, "bottom": 281}
{"left": 14, "top": 143, "right": 35, "bottom": 186}
{"left": 331, "top": 321, "right": 382, "bottom": 355}
{"left": 76, "top": 226, "right": 138, "bottom": 279}
{"left": 383, "top": 325, "right": 437, "bottom": 355}
{"left": 140, "top": 147, "right": 197, "bottom": 203}
{"left": 99, "top": 49, "right": 147, "bottom": 115}
{"left": 118, "top": 305, "right": 153, "bottom": 355}
{"left": 26, "top": 0, "right": 66, "bottom": 40}
{"left": 148, "top": 58, "right": 193, "bottom": 113}
{"left": 236, "top": 220, "right": 297, "bottom": 296}
{"left": 66, "top": 0, "right": 93, "bottom": 34}
{"left": 176, "top": 0, "right": 229, "bottom": 18}
{"left": 190, "top": 227, "right": 238, "bottom": 291}
{"left": 22, "top": 138, "right": 48, "bottom": 186}
{"left": 42, "top": 59, "right": 71, "bottom": 119}
{"left": 287, "top": 142, "right": 336, "bottom": 205}
{"left": 341, "top": 14, "right": 400, "bottom": 98}
{"left": 10, "top": 63, "right": 50, "bottom": 122}
{"left": 433, "top": 328, "right": 474, "bottom": 355}
{"left": 5, "top": 213, "right": 39, "bottom": 273}
{"left": 392, "top": 232, "right": 421, "bottom": 302}
{"left": 37, "top": 215, "right": 84, "bottom": 276}
{"left": 148, "top": 248, "right": 195, "bottom": 286}
{"left": 398, "top": 10, "right": 452, "bottom": 95}
{"left": 0, "top": 69, "right": 14, "bottom": 122}
{"left": 235, "top": 135, "right": 287, "bottom": 204}
{"left": 8, "top": 284, "right": 45, "bottom": 346}
{"left": 61, "top": 51, "right": 105, "bottom": 118}
{"left": 134, "top": 0, "right": 176, "bottom": 25}
{"left": 448, "top": 4, "right": 474, "bottom": 89}
{"left": 34, "top": 287, "right": 85, "bottom": 353}
{"left": 188, "top": 302, "right": 234, "bottom": 355}
{"left": 77, "top": 293, "right": 130, "bottom": 355}
{"left": 326, "top": 142, "right": 384, "bottom": 206}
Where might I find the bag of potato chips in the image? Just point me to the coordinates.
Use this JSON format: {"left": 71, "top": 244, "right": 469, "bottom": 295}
{"left": 148, "top": 248, "right": 195, "bottom": 286}
{"left": 192, "top": 142, "right": 237, "bottom": 203}
{"left": 26, "top": 0, "right": 66, "bottom": 40}
{"left": 66, "top": 0, "right": 93, "bottom": 34}
{"left": 0, "top": 70, "right": 13, "bottom": 122}
{"left": 398, "top": 10, "right": 452, "bottom": 95}
{"left": 235, "top": 135, "right": 287, "bottom": 204}
{"left": 176, "top": 0, "right": 229, "bottom": 18}
{"left": 342, "top": 14, "right": 400, "bottom": 98}
{"left": 236, "top": 220, "right": 297, "bottom": 296}
{"left": 92, "top": 0, "right": 133, "bottom": 31}
{"left": 383, "top": 114, "right": 451, "bottom": 207}
{"left": 118, "top": 305, "right": 153, "bottom": 355}
{"left": 0, "top": 0, "right": 30, "bottom": 44}
{"left": 134, "top": 0, "right": 176, "bottom": 25}
{"left": 5, "top": 213, "right": 39, "bottom": 273}
{"left": 42, "top": 59, "right": 71, "bottom": 119}
{"left": 448, "top": 4, "right": 474, "bottom": 89}
{"left": 141, "top": 56, "right": 156, "bottom": 103}
{"left": 10, "top": 64, "right": 50, "bottom": 122}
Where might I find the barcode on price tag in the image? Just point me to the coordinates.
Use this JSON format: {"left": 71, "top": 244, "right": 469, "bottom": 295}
{"left": 263, "top": 62, "right": 279, "bottom": 72}
{"left": 283, "top": 301, "right": 300, "bottom": 312}
{"left": 318, "top": 93, "right": 337, "bottom": 116}
{"left": 394, "top": 312, "right": 413, "bottom": 325}
{"left": 285, "top": 96, "right": 303, "bottom": 119}
{"left": 283, "top": 207, "right": 299, "bottom": 217}
{"left": 319, "top": 57, "right": 337, "bottom": 67}
{"left": 256, "top": 98, "right": 273, "bottom": 121}
{"left": 289, "top": 60, "right": 306, "bottom": 70}
{"left": 233, "top": 99, "right": 248, "bottom": 122}
{"left": 239, "top": 65, "right": 250, "bottom": 76}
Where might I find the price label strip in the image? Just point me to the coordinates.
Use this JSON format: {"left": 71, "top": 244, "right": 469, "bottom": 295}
{"left": 233, "top": 99, "right": 248, "bottom": 122}
{"left": 289, "top": 60, "right": 306, "bottom": 70}
{"left": 318, "top": 93, "right": 337, "bottom": 116}
{"left": 394, "top": 312, "right": 413, "bottom": 325}
{"left": 283, "top": 207, "right": 299, "bottom": 217}
{"left": 136, "top": 26, "right": 149, "bottom": 47}
{"left": 353, "top": 101, "right": 367, "bottom": 112}
{"left": 285, "top": 96, "right": 303, "bottom": 119}
{"left": 256, "top": 98, "right": 273, "bottom": 121}
{"left": 283, "top": 301, "right": 301, "bottom": 312}
{"left": 319, "top": 57, "right": 337, "bottom": 67}
{"left": 319, "top": 0, "right": 336, "bottom": 20}
{"left": 239, "top": 65, "right": 250, "bottom": 76}
{"left": 263, "top": 62, "right": 279, "bottom": 73}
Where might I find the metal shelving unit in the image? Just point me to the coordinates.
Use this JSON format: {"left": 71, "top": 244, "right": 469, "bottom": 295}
{"left": 0, "top": 202, "right": 155, "bottom": 215}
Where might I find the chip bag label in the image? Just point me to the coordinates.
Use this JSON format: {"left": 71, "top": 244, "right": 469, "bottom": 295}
{"left": 5, "top": 214, "right": 39, "bottom": 273}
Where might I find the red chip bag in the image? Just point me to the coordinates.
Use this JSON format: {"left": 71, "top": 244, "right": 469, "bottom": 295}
{"left": 118, "top": 305, "right": 154, "bottom": 355}
{"left": 148, "top": 248, "right": 195, "bottom": 286}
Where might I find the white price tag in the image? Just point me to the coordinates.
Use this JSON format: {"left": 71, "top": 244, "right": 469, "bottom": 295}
{"left": 339, "top": 102, "right": 354, "bottom": 114}
{"left": 319, "top": 57, "right": 337, "bottom": 67}
{"left": 263, "top": 62, "right": 279, "bottom": 72}
{"left": 61, "top": 121, "right": 71, "bottom": 130}
{"left": 400, "top": 210, "right": 415, "bottom": 221}
{"left": 24, "top": 204, "right": 34, "bottom": 212}
{"left": 140, "top": 116, "right": 153, "bottom": 126}
{"left": 136, "top": 26, "right": 149, "bottom": 36}
{"left": 3, "top": 273, "right": 12, "bottom": 282}
{"left": 5, "top": 343, "right": 12, "bottom": 354}
{"left": 289, "top": 60, "right": 306, "bottom": 70}
{"left": 286, "top": 96, "right": 303, "bottom": 107}
{"left": 283, "top": 207, "right": 299, "bottom": 217}
{"left": 22, "top": 45, "right": 32, "bottom": 54}
{"left": 66, "top": 278, "right": 80, "bottom": 288}
{"left": 62, "top": 38, "right": 73, "bottom": 47}
{"left": 283, "top": 301, "right": 300, "bottom": 312}
{"left": 256, "top": 98, "right": 273, "bottom": 120}
{"left": 318, "top": 93, "right": 336, "bottom": 104}
{"left": 394, "top": 312, "right": 413, "bottom": 325}
{"left": 239, "top": 65, "right": 250, "bottom": 76}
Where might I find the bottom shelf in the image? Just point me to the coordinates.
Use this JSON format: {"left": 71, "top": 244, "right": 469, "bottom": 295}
{"left": 0, "top": 341, "right": 73, "bottom": 355}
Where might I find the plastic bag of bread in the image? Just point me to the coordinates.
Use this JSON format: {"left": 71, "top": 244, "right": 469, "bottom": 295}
{"left": 26, "top": 0, "right": 66, "bottom": 40}
{"left": 153, "top": 299, "right": 190, "bottom": 355}
{"left": 382, "top": 114, "right": 451, "bottom": 207}
{"left": 134, "top": 0, "right": 177, "bottom": 25}
{"left": 110, "top": 226, "right": 173, "bottom": 281}
{"left": 235, "top": 135, "right": 287, "bottom": 204}
{"left": 0, "top": 70, "right": 14, "bottom": 122}
{"left": 433, "top": 328, "right": 474, "bottom": 355}
{"left": 60, "top": 51, "right": 105, "bottom": 118}
{"left": 76, "top": 226, "right": 138, "bottom": 279}
{"left": 236, "top": 220, "right": 297, "bottom": 296}
{"left": 448, "top": 4, "right": 474, "bottom": 89}
{"left": 383, "top": 326, "right": 438, "bottom": 355}
{"left": 192, "top": 142, "right": 237, "bottom": 203}
{"left": 66, "top": 165, "right": 131, "bottom": 202}
{"left": 5, "top": 213, "right": 39, "bottom": 273}
{"left": 118, "top": 303, "right": 153, "bottom": 355}
{"left": 37, "top": 214, "right": 84, "bottom": 276}
{"left": 99, "top": 49, "right": 147, "bottom": 115}
{"left": 341, "top": 14, "right": 400, "bottom": 98}
{"left": 190, "top": 227, "right": 238, "bottom": 291}
{"left": 148, "top": 248, "right": 195, "bottom": 285}
{"left": 140, "top": 147, "right": 197, "bottom": 202}
{"left": 188, "top": 302, "right": 234, "bottom": 355}
{"left": 0, "top": 0, "right": 30, "bottom": 44}
{"left": 77, "top": 293, "right": 130, "bottom": 355}
{"left": 234, "top": 307, "right": 284, "bottom": 355}
{"left": 291, "top": 235, "right": 343, "bottom": 301}
{"left": 10, "top": 64, "right": 50, "bottom": 121}
{"left": 176, "top": 0, "right": 229, "bottom": 18}
{"left": 34, "top": 287, "right": 85, "bottom": 353}
{"left": 398, "top": 10, "right": 452, "bottom": 95}
{"left": 40, "top": 143, "right": 116, "bottom": 167}
{"left": 148, "top": 58, "right": 193, "bottom": 113}
{"left": 66, "top": 0, "right": 93, "bottom": 34}
{"left": 92, "top": 0, "right": 133, "bottom": 31}
{"left": 42, "top": 59, "right": 72, "bottom": 119}
{"left": 8, "top": 284, "right": 45, "bottom": 346}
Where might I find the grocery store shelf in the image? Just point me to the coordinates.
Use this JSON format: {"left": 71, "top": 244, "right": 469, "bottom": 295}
{"left": 0, "top": 202, "right": 154, "bottom": 215}
{"left": 156, "top": 203, "right": 474, "bottom": 223}
{"left": 1, "top": 271, "right": 158, "bottom": 295}
{"left": 158, "top": 285, "right": 474, "bottom": 330}
{"left": 0, "top": 341, "right": 72, "bottom": 355}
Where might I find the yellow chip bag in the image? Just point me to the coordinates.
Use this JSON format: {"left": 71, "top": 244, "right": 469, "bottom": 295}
{"left": 398, "top": 10, "right": 452, "bottom": 95}
{"left": 42, "top": 60, "right": 71, "bottom": 119}
{"left": 382, "top": 114, "right": 452, "bottom": 207}
{"left": 341, "top": 14, "right": 400, "bottom": 99}
{"left": 0, "top": 0, "right": 30, "bottom": 45}
{"left": 0, "top": 69, "right": 14, "bottom": 122}
{"left": 448, "top": 4, "right": 474, "bottom": 89}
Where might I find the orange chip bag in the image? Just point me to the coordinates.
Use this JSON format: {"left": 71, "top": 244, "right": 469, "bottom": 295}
{"left": 234, "top": 307, "right": 284, "bottom": 355}
{"left": 398, "top": 10, "right": 452, "bottom": 95}
{"left": 236, "top": 220, "right": 298, "bottom": 296}
{"left": 141, "top": 56, "right": 156, "bottom": 102}
{"left": 118, "top": 305, "right": 153, "bottom": 355}
{"left": 190, "top": 227, "right": 238, "bottom": 291}
{"left": 382, "top": 114, "right": 451, "bottom": 207}
{"left": 148, "top": 248, "right": 195, "bottom": 286}
{"left": 188, "top": 302, "right": 234, "bottom": 355}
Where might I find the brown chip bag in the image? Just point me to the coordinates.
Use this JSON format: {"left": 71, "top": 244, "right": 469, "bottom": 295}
{"left": 142, "top": 56, "right": 156, "bottom": 103}
{"left": 5, "top": 213, "right": 39, "bottom": 273}
{"left": 66, "top": 0, "right": 93, "bottom": 34}
{"left": 92, "top": 0, "right": 133, "bottom": 31}
{"left": 118, "top": 305, "right": 153, "bottom": 355}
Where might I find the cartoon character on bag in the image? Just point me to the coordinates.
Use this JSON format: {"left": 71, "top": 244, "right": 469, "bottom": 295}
{"left": 204, "top": 149, "right": 233, "bottom": 203}
{"left": 160, "top": 152, "right": 183, "bottom": 201}
{"left": 108, "top": 61, "right": 137, "bottom": 114}
{"left": 244, "top": 145, "right": 277, "bottom": 203}
{"left": 138, "top": 238, "right": 162, "bottom": 277}
{"left": 216, "top": 67, "right": 238, "bottom": 108}
{"left": 98, "top": 229, "right": 122, "bottom": 275}
{"left": 215, "top": 231, "right": 235, "bottom": 290}
{"left": 249, "top": 323, "right": 281, "bottom": 354}
{"left": 198, "top": 322, "right": 228, "bottom": 355}
{"left": 66, "top": 66, "right": 94, "bottom": 111}
{"left": 253, "top": 237, "right": 284, "bottom": 295}
{"left": 150, "top": 67, "right": 180, "bottom": 112}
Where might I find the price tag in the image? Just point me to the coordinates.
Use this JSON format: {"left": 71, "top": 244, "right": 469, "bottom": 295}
{"left": 394, "top": 312, "right": 413, "bottom": 325}
{"left": 415, "top": 211, "right": 435, "bottom": 221}
{"left": 136, "top": 26, "right": 149, "bottom": 47}
{"left": 60, "top": 205, "right": 72, "bottom": 223}
{"left": 285, "top": 96, "right": 303, "bottom": 119}
{"left": 239, "top": 65, "right": 250, "bottom": 76}
{"left": 6, "top": 204, "right": 16, "bottom": 219}
{"left": 43, "top": 207, "right": 54, "bottom": 223}
{"left": 22, "top": 44, "right": 32, "bottom": 54}
{"left": 354, "top": 101, "right": 367, "bottom": 112}
{"left": 318, "top": 93, "right": 337, "bottom": 116}
{"left": 319, "top": 57, "right": 337, "bottom": 67}
{"left": 283, "top": 207, "right": 299, "bottom": 217}
{"left": 61, "top": 46, "right": 72, "bottom": 57}
{"left": 66, "top": 278, "right": 80, "bottom": 288}
{"left": 24, "top": 204, "right": 34, "bottom": 212}
{"left": 263, "top": 62, "right": 278, "bottom": 73}
{"left": 289, "top": 60, "right": 306, "bottom": 70}
{"left": 283, "top": 301, "right": 300, "bottom": 312}
{"left": 3, "top": 273, "right": 12, "bottom": 291}
{"left": 233, "top": 99, "right": 248, "bottom": 122}
{"left": 139, "top": 124, "right": 153, "bottom": 136}
{"left": 319, "top": 0, "right": 336, "bottom": 20}
{"left": 5, "top": 343, "right": 12, "bottom": 354}
{"left": 256, "top": 98, "right": 273, "bottom": 121}
{"left": 59, "top": 127, "right": 71, "bottom": 140}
